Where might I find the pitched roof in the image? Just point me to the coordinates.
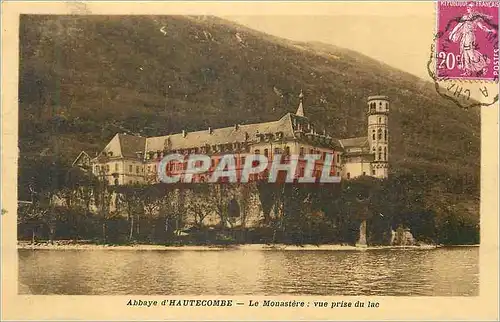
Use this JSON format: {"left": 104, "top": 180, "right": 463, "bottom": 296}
{"left": 145, "top": 113, "right": 296, "bottom": 152}
{"left": 340, "top": 136, "right": 369, "bottom": 148}
{"left": 72, "top": 151, "right": 91, "bottom": 167}
{"left": 118, "top": 134, "right": 147, "bottom": 158}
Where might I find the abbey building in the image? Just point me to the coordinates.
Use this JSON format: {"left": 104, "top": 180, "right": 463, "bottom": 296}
{"left": 73, "top": 93, "right": 390, "bottom": 184}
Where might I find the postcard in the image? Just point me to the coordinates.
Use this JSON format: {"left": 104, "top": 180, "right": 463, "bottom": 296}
{"left": 1, "top": 0, "right": 498, "bottom": 321}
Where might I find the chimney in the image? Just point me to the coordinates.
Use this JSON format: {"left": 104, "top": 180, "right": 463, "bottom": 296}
{"left": 234, "top": 124, "right": 239, "bottom": 130}
{"left": 182, "top": 130, "right": 187, "bottom": 138}
{"left": 208, "top": 127, "right": 213, "bottom": 134}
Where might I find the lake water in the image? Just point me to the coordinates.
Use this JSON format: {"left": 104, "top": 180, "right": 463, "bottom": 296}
{"left": 18, "top": 247, "right": 479, "bottom": 296}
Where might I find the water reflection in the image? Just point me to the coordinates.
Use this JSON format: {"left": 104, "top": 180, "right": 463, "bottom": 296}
{"left": 18, "top": 247, "right": 479, "bottom": 296}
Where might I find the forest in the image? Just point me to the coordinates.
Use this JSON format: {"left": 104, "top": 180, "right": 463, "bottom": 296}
{"left": 17, "top": 15, "right": 480, "bottom": 246}
{"left": 17, "top": 158, "right": 479, "bottom": 246}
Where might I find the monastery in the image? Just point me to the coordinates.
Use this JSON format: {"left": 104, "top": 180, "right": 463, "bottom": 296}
{"left": 73, "top": 93, "right": 390, "bottom": 184}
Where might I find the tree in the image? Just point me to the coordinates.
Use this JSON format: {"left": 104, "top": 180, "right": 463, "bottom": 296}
{"left": 209, "top": 184, "right": 230, "bottom": 229}
{"left": 187, "top": 191, "right": 214, "bottom": 228}
{"left": 116, "top": 184, "right": 143, "bottom": 241}
{"left": 94, "top": 168, "right": 112, "bottom": 242}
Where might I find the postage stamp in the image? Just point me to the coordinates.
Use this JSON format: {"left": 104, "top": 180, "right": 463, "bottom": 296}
{"left": 436, "top": 0, "right": 499, "bottom": 81}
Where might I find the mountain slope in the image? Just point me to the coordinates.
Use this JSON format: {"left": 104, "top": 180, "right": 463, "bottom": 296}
{"left": 18, "top": 15, "right": 480, "bottom": 187}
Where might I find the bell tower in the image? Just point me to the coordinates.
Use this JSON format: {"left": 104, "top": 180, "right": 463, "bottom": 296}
{"left": 367, "top": 95, "right": 389, "bottom": 178}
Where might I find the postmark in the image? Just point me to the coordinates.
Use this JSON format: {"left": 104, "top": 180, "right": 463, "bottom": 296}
{"left": 428, "top": 0, "right": 499, "bottom": 109}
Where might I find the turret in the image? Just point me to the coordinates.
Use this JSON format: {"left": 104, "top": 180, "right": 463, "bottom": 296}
{"left": 296, "top": 90, "right": 305, "bottom": 117}
{"left": 367, "top": 95, "right": 389, "bottom": 178}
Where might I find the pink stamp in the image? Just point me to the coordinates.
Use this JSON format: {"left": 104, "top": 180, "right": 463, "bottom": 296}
{"left": 436, "top": 0, "right": 499, "bottom": 81}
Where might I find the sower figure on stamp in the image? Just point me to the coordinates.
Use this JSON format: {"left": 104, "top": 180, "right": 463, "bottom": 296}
{"left": 448, "top": 1, "right": 496, "bottom": 76}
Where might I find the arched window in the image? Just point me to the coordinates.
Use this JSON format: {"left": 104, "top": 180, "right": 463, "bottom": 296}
{"left": 377, "top": 128, "right": 382, "bottom": 140}
{"left": 372, "top": 129, "right": 375, "bottom": 140}
{"left": 255, "top": 149, "right": 260, "bottom": 155}
{"left": 264, "top": 148, "right": 269, "bottom": 157}
{"left": 378, "top": 146, "right": 382, "bottom": 160}
{"left": 384, "top": 129, "right": 387, "bottom": 141}
{"left": 114, "top": 179, "right": 119, "bottom": 186}
{"left": 386, "top": 102, "right": 389, "bottom": 110}
{"left": 384, "top": 147, "right": 387, "bottom": 161}
{"left": 347, "top": 172, "right": 351, "bottom": 179}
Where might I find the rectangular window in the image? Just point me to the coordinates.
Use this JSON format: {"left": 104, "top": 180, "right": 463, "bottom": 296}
{"left": 241, "top": 156, "right": 246, "bottom": 166}
{"left": 372, "top": 170, "right": 376, "bottom": 175}
{"left": 136, "top": 166, "right": 139, "bottom": 174}
{"left": 337, "top": 154, "right": 340, "bottom": 163}
{"left": 264, "top": 149, "right": 269, "bottom": 157}
{"left": 106, "top": 165, "right": 110, "bottom": 172}
{"left": 129, "top": 165, "right": 132, "bottom": 173}
{"left": 299, "top": 147, "right": 304, "bottom": 156}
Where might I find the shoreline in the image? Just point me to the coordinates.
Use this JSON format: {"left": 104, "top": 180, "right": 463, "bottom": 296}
{"left": 15, "top": 241, "right": 471, "bottom": 251}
